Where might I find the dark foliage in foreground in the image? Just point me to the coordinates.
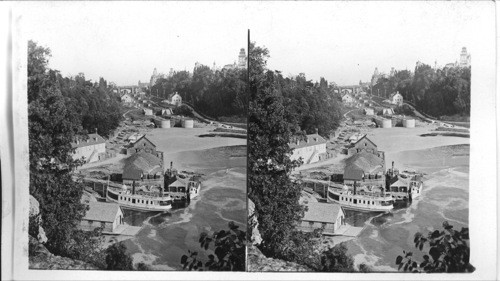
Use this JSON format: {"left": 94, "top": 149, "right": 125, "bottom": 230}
{"left": 396, "top": 221, "right": 474, "bottom": 273}
{"left": 181, "top": 222, "right": 246, "bottom": 271}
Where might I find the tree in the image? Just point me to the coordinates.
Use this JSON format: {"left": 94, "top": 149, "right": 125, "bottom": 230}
{"left": 181, "top": 222, "right": 246, "bottom": 271}
{"left": 104, "top": 243, "right": 134, "bottom": 270}
{"left": 319, "top": 243, "right": 355, "bottom": 272}
{"left": 396, "top": 221, "right": 474, "bottom": 273}
{"left": 28, "top": 41, "right": 126, "bottom": 269}
{"left": 248, "top": 44, "right": 304, "bottom": 258}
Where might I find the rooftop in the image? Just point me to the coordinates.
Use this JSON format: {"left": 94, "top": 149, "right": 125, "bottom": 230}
{"left": 123, "top": 151, "right": 162, "bottom": 175}
{"left": 71, "top": 133, "right": 106, "bottom": 148}
{"left": 302, "top": 202, "right": 343, "bottom": 224}
{"left": 82, "top": 202, "right": 121, "bottom": 223}
{"left": 345, "top": 152, "right": 384, "bottom": 174}
{"left": 169, "top": 179, "right": 186, "bottom": 188}
{"left": 343, "top": 166, "right": 364, "bottom": 181}
{"left": 289, "top": 133, "right": 327, "bottom": 149}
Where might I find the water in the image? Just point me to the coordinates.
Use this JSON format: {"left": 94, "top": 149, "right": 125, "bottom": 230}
{"left": 343, "top": 144, "right": 469, "bottom": 271}
{"left": 120, "top": 145, "right": 247, "bottom": 270}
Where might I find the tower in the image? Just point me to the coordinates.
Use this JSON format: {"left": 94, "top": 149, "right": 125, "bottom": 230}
{"left": 238, "top": 48, "right": 246, "bottom": 68}
{"left": 459, "top": 47, "right": 471, "bottom": 67}
{"left": 150, "top": 68, "right": 158, "bottom": 87}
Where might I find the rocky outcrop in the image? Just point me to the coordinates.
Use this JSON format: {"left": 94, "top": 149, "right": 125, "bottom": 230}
{"left": 29, "top": 236, "right": 98, "bottom": 270}
{"left": 247, "top": 199, "right": 262, "bottom": 245}
{"left": 247, "top": 245, "right": 311, "bottom": 272}
{"left": 28, "top": 195, "right": 97, "bottom": 270}
{"left": 247, "top": 199, "right": 310, "bottom": 272}
{"left": 29, "top": 195, "right": 47, "bottom": 244}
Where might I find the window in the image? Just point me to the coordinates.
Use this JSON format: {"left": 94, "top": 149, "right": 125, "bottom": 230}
{"left": 101, "top": 222, "right": 106, "bottom": 228}
{"left": 309, "top": 221, "right": 314, "bottom": 226}
{"left": 321, "top": 223, "right": 327, "bottom": 228}
{"left": 88, "top": 220, "right": 93, "bottom": 225}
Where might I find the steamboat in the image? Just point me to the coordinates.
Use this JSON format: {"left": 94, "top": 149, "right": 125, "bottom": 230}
{"left": 327, "top": 183, "right": 394, "bottom": 212}
{"left": 386, "top": 167, "right": 424, "bottom": 202}
{"left": 106, "top": 182, "right": 173, "bottom": 212}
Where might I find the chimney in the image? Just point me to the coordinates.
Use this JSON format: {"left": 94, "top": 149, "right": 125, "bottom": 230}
{"left": 315, "top": 128, "right": 319, "bottom": 134}
{"left": 392, "top": 161, "right": 395, "bottom": 176}
{"left": 170, "top": 161, "right": 173, "bottom": 171}
{"left": 132, "top": 180, "right": 135, "bottom": 195}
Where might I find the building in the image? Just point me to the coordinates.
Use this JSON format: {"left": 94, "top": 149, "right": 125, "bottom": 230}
{"left": 120, "top": 93, "right": 134, "bottom": 104}
{"left": 459, "top": 47, "right": 471, "bottom": 68}
{"left": 223, "top": 48, "right": 247, "bottom": 70}
{"left": 365, "top": 107, "right": 375, "bottom": 116}
{"left": 143, "top": 108, "right": 153, "bottom": 116}
{"left": 138, "top": 80, "right": 150, "bottom": 89}
{"left": 343, "top": 166, "right": 365, "bottom": 185}
{"left": 150, "top": 68, "right": 165, "bottom": 87}
{"left": 341, "top": 93, "right": 355, "bottom": 105}
{"left": 347, "top": 134, "right": 381, "bottom": 156}
{"left": 289, "top": 133, "right": 328, "bottom": 164}
{"left": 122, "top": 151, "right": 163, "bottom": 186}
{"left": 390, "top": 91, "right": 403, "bottom": 106}
{"left": 71, "top": 133, "right": 107, "bottom": 164}
{"left": 382, "top": 108, "right": 395, "bottom": 116}
{"left": 80, "top": 202, "right": 124, "bottom": 234}
{"left": 371, "top": 67, "right": 382, "bottom": 86}
{"left": 126, "top": 135, "right": 163, "bottom": 159}
{"left": 344, "top": 152, "right": 386, "bottom": 185}
{"left": 171, "top": 92, "right": 182, "bottom": 106}
{"left": 238, "top": 48, "right": 247, "bottom": 68}
{"left": 298, "top": 202, "right": 346, "bottom": 235}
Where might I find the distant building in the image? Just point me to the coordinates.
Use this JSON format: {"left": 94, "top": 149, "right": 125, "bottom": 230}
{"left": 150, "top": 68, "right": 165, "bottom": 87}
{"left": 171, "top": 92, "right": 182, "bottom": 107}
{"left": 382, "top": 108, "right": 395, "bottom": 116}
{"left": 348, "top": 134, "right": 383, "bottom": 159}
{"left": 121, "top": 93, "right": 134, "bottom": 104}
{"left": 459, "top": 47, "right": 471, "bottom": 68}
{"left": 223, "top": 48, "right": 247, "bottom": 70}
{"left": 71, "top": 133, "right": 106, "bottom": 164}
{"left": 238, "top": 48, "right": 246, "bottom": 68}
{"left": 342, "top": 93, "right": 355, "bottom": 105}
{"left": 364, "top": 107, "right": 375, "bottom": 116}
{"left": 371, "top": 67, "right": 382, "bottom": 86}
{"left": 390, "top": 91, "right": 403, "bottom": 106}
{"left": 138, "top": 80, "right": 150, "bottom": 89}
{"left": 289, "top": 133, "right": 328, "bottom": 164}
{"left": 80, "top": 202, "right": 124, "bottom": 234}
{"left": 298, "top": 202, "right": 346, "bottom": 235}
{"left": 126, "top": 135, "right": 163, "bottom": 159}
{"left": 143, "top": 108, "right": 153, "bottom": 116}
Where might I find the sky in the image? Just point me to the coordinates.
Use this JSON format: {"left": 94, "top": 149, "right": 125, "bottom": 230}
{"left": 16, "top": 1, "right": 493, "bottom": 86}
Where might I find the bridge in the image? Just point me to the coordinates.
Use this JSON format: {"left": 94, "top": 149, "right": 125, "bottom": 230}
{"left": 337, "top": 85, "right": 365, "bottom": 95}
{"left": 116, "top": 85, "right": 144, "bottom": 95}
